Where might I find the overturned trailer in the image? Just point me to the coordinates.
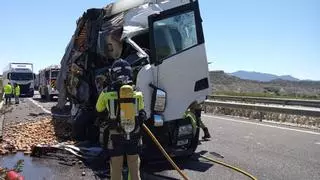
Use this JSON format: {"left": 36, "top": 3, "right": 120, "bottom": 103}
{"left": 57, "top": 0, "right": 210, "bottom": 159}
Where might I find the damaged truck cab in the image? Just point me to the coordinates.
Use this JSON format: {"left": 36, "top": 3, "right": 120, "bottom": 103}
{"left": 57, "top": 0, "right": 210, "bottom": 159}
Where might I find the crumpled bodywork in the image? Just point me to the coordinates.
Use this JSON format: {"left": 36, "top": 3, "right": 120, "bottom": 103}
{"left": 56, "top": 0, "right": 189, "bottom": 109}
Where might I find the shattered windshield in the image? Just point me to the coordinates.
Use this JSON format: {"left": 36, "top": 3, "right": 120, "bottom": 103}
{"left": 10, "top": 73, "right": 33, "bottom": 81}
{"left": 153, "top": 11, "right": 198, "bottom": 61}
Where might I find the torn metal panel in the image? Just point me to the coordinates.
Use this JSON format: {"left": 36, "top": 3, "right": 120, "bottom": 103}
{"left": 121, "top": 3, "right": 162, "bottom": 39}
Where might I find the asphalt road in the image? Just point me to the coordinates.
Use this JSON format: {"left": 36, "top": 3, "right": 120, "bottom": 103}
{"left": 1, "top": 92, "right": 319, "bottom": 180}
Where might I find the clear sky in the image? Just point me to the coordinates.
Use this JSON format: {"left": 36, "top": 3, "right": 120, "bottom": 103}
{"left": 0, "top": 0, "right": 319, "bottom": 80}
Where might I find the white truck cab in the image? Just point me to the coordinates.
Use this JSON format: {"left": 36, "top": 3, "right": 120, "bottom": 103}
{"left": 2, "top": 63, "right": 35, "bottom": 97}
{"left": 59, "top": 0, "right": 210, "bottom": 159}
{"left": 131, "top": 0, "right": 210, "bottom": 158}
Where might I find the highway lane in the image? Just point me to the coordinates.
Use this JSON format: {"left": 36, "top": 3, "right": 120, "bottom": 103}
{"left": 1, "top": 93, "right": 320, "bottom": 180}
{"left": 198, "top": 114, "right": 320, "bottom": 180}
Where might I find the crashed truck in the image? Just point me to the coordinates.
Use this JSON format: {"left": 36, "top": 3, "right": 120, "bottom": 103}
{"left": 56, "top": 0, "right": 210, "bottom": 159}
{"left": 38, "top": 65, "right": 60, "bottom": 101}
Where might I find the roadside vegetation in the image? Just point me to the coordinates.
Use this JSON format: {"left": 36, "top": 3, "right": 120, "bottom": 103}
{"left": 210, "top": 71, "right": 320, "bottom": 100}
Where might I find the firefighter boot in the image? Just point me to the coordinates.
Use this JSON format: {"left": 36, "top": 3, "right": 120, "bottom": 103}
{"left": 202, "top": 127, "right": 211, "bottom": 140}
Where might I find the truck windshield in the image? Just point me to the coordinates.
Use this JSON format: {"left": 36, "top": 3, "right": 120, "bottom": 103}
{"left": 11, "top": 73, "right": 33, "bottom": 81}
{"left": 51, "top": 70, "right": 59, "bottom": 78}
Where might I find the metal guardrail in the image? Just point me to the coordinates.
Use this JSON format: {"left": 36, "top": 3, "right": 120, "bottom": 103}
{"left": 204, "top": 100, "right": 320, "bottom": 117}
{"left": 208, "top": 95, "right": 320, "bottom": 108}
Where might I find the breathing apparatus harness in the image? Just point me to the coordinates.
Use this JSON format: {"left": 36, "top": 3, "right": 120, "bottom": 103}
{"left": 101, "top": 59, "right": 145, "bottom": 141}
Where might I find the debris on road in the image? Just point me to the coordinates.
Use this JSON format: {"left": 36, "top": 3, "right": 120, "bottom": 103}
{"left": 0, "top": 117, "right": 74, "bottom": 155}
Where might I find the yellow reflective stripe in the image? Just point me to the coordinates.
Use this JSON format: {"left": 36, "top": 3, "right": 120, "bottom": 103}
{"left": 134, "top": 98, "right": 138, "bottom": 116}
{"left": 133, "top": 91, "right": 144, "bottom": 110}
{"left": 96, "top": 91, "right": 107, "bottom": 112}
{"left": 109, "top": 99, "right": 116, "bottom": 119}
{"left": 50, "top": 80, "right": 56, "bottom": 88}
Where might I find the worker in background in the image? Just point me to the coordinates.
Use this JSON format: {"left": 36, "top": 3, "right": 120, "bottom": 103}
{"left": 199, "top": 119, "right": 211, "bottom": 139}
{"left": 96, "top": 59, "right": 146, "bottom": 180}
{"left": 4, "top": 83, "right": 13, "bottom": 105}
{"left": 190, "top": 103, "right": 211, "bottom": 140}
{"left": 14, "top": 83, "right": 20, "bottom": 104}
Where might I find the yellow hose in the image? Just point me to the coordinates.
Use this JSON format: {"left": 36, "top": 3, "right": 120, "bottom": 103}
{"left": 199, "top": 155, "right": 258, "bottom": 180}
{"left": 142, "top": 124, "right": 190, "bottom": 180}
{"left": 142, "top": 124, "right": 257, "bottom": 180}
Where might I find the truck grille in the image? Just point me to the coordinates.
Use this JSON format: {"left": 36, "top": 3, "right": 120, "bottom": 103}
{"left": 19, "top": 83, "right": 31, "bottom": 94}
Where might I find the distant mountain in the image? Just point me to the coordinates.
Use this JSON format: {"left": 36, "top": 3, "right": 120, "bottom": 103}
{"left": 230, "top": 70, "right": 299, "bottom": 82}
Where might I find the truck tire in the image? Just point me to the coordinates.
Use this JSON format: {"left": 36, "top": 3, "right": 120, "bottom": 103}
{"left": 72, "top": 109, "right": 96, "bottom": 141}
{"left": 45, "top": 88, "right": 50, "bottom": 101}
{"left": 189, "top": 124, "right": 200, "bottom": 154}
{"left": 49, "top": 95, "right": 54, "bottom": 101}
{"left": 29, "top": 91, "right": 34, "bottom": 97}
{"left": 40, "top": 87, "right": 45, "bottom": 99}
{"left": 180, "top": 115, "right": 200, "bottom": 158}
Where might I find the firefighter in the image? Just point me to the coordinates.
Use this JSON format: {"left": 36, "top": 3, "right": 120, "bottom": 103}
{"left": 14, "top": 83, "right": 20, "bottom": 104}
{"left": 4, "top": 83, "right": 13, "bottom": 105}
{"left": 96, "top": 59, "right": 146, "bottom": 180}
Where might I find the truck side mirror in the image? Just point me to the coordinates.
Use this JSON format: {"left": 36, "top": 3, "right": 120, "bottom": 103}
{"left": 33, "top": 73, "right": 36, "bottom": 79}
{"left": 7, "top": 73, "right": 10, "bottom": 79}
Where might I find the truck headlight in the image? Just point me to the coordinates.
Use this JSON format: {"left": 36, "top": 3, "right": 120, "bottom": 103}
{"left": 178, "top": 124, "right": 193, "bottom": 137}
{"left": 154, "top": 89, "right": 166, "bottom": 112}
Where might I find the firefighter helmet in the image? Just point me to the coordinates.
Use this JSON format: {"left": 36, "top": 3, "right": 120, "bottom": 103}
{"left": 110, "top": 59, "right": 133, "bottom": 85}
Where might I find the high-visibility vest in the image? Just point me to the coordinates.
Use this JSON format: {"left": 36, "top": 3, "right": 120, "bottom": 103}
{"left": 4, "top": 84, "right": 13, "bottom": 95}
{"left": 96, "top": 89, "right": 144, "bottom": 118}
{"left": 96, "top": 85, "right": 144, "bottom": 135}
{"left": 15, "top": 85, "right": 20, "bottom": 96}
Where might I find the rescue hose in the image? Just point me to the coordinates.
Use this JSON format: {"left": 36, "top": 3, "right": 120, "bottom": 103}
{"left": 142, "top": 124, "right": 190, "bottom": 180}
{"left": 199, "top": 155, "right": 258, "bottom": 180}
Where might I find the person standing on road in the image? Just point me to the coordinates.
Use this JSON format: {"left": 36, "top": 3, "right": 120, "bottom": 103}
{"left": 4, "top": 82, "right": 13, "bottom": 105}
{"left": 96, "top": 59, "right": 146, "bottom": 180}
{"left": 199, "top": 119, "right": 211, "bottom": 139}
{"left": 189, "top": 103, "right": 211, "bottom": 140}
{"left": 14, "top": 83, "right": 20, "bottom": 104}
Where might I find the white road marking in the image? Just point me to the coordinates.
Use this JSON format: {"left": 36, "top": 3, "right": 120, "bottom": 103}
{"left": 27, "top": 98, "right": 51, "bottom": 114}
{"left": 0, "top": 101, "right": 4, "bottom": 110}
{"left": 315, "top": 142, "right": 320, "bottom": 145}
{"left": 203, "top": 114, "right": 320, "bottom": 135}
{"left": 243, "top": 135, "right": 253, "bottom": 139}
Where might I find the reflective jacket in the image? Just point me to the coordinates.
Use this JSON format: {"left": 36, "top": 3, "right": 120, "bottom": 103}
{"left": 4, "top": 84, "right": 13, "bottom": 95}
{"left": 14, "top": 85, "right": 20, "bottom": 96}
{"left": 96, "top": 91, "right": 144, "bottom": 114}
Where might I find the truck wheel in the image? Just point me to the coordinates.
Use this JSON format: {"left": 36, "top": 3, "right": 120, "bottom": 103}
{"left": 29, "top": 91, "right": 34, "bottom": 97}
{"left": 183, "top": 115, "right": 200, "bottom": 158}
{"left": 45, "top": 89, "right": 50, "bottom": 101}
{"left": 72, "top": 109, "right": 96, "bottom": 141}
{"left": 189, "top": 124, "right": 200, "bottom": 153}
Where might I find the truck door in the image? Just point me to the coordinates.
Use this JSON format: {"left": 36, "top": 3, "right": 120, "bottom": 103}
{"left": 148, "top": 1, "right": 210, "bottom": 121}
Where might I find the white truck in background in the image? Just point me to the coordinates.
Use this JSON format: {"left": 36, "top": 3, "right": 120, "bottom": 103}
{"left": 2, "top": 63, "right": 35, "bottom": 97}
{"left": 38, "top": 65, "right": 60, "bottom": 101}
